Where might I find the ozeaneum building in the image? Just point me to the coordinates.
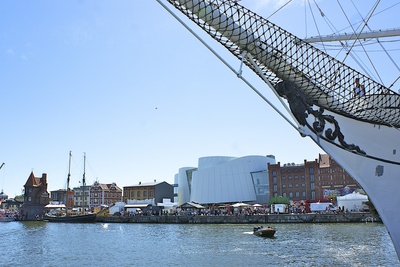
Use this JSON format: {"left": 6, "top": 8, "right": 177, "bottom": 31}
{"left": 176, "top": 155, "right": 276, "bottom": 206}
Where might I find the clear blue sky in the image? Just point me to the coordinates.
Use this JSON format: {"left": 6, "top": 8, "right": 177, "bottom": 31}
{"left": 1, "top": 0, "right": 398, "bottom": 197}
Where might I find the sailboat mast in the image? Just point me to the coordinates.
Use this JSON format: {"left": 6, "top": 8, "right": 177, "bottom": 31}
{"left": 66, "top": 151, "right": 72, "bottom": 214}
{"left": 67, "top": 151, "right": 71, "bottom": 191}
{"left": 82, "top": 152, "right": 86, "bottom": 213}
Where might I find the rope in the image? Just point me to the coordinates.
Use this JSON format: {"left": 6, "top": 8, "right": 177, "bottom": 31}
{"left": 164, "top": 0, "right": 400, "bottom": 129}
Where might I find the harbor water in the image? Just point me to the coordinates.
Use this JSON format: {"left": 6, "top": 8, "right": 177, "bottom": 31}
{"left": 2, "top": 221, "right": 399, "bottom": 267}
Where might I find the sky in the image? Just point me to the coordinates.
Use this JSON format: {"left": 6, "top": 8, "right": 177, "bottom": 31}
{"left": 1, "top": 0, "right": 399, "bottom": 197}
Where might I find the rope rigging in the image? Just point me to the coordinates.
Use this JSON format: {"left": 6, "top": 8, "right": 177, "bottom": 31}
{"left": 163, "top": 0, "right": 400, "bottom": 130}
{"left": 300, "top": 0, "right": 400, "bottom": 89}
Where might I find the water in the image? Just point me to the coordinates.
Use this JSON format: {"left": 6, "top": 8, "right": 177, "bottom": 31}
{"left": 2, "top": 221, "right": 399, "bottom": 267}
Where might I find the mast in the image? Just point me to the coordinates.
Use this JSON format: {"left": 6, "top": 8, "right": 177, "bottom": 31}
{"left": 82, "top": 152, "right": 86, "bottom": 214}
{"left": 0, "top": 163, "right": 4, "bottom": 195}
{"left": 67, "top": 151, "right": 71, "bottom": 191}
{"left": 66, "top": 151, "right": 72, "bottom": 213}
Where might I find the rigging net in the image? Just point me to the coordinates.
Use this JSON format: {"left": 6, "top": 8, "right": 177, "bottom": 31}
{"left": 167, "top": 0, "right": 400, "bottom": 128}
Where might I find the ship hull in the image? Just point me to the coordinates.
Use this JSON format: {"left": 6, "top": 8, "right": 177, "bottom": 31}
{"left": 299, "top": 107, "right": 400, "bottom": 258}
{"left": 43, "top": 213, "right": 96, "bottom": 223}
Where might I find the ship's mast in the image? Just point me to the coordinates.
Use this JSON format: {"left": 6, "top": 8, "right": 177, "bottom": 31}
{"left": 67, "top": 151, "right": 71, "bottom": 191}
{"left": 66, "top": 151, "right": 72, "bottom": 213}
{"left": 82, "top": 152, "right": 86, "bottom": 214}
{"left": 0, "top": 163, "right": 4, "bottom": 195}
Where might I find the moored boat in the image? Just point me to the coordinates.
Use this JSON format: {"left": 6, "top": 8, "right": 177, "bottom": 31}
{"left": 0, "top": 214, "right": 15, "bottom": 222}
{"left": 43, "top": 212, "right": 96, "bottom": 223}
{"left": 253, "top": 226, "right": 276, "bottom": 238}
{"left": 44, "top": 152, "right": 96, "bottom": 223}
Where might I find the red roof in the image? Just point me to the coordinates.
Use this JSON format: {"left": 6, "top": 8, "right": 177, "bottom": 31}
{"left": 24, "top": 172, "right": 45, "bottom": 187}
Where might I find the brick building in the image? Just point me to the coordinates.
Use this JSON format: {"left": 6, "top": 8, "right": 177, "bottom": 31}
{"left": 50, "top": 189, "right": 74, "bottom": 211}
{"left": 89, "top": 181, "right": 122, "bottom": 208}
{"left": 20, "top": 172, "right": 50, "bottom": 220}
{"left": 268, "top": 154, "right": 360, "bottom": 202}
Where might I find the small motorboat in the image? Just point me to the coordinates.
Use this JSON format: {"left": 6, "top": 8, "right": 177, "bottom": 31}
{"left": 253, "top": 226, "right": 276, "bottom": 238}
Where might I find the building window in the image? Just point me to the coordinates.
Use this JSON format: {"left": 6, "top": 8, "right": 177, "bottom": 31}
{"left": 295, "top": 192, "right": 299, "bottom": 197}
{"left": 272, "top": 170, "right": 277, "bottom": 176}
{"left": 310, "top": 174, "right": 315, "bottom": 181}
{"left": 273, "top": 177, "right": 277, "bottom": 184}
{"left": 149, "top": 191, "right": 153, "bottom": 197}
{"left": 310, "top": 183, "right": 315, "bottom": 189}
{"left": 143, "top": 191, "right": 147, "bottom": 197}
{"left": 310, "top": 167, "right": 314, "bottom": 173}
{"left": 137, "top": 191, "right": 141, "bottom": 197}
{"left": 295, "top": 184, "right": 299, "bottom": 188}
{"left": 283, "top": 193, "right": 287, "bottom": 197}
{"left": 289, "top": 192, "right": 293, "bottom": 198}
{"left": 302, "top": 192, "right": 306, "bottom": 197}
{"left": 289, "top": 184, "right": 292, "bottom": 188}
{"left": 294, "top": 175, "right": 298, "bottom": 179}
{"left": 282, "top": 184, "right": 286, "bottom": 188}
{"left": 273, "top": 185, "right": 277, "bottom": 191}
{"left": 131, "top": 191, "right": 134, "bottom": 198}
{"left": 281, "top": 176, "right": 285, "bottom": 180}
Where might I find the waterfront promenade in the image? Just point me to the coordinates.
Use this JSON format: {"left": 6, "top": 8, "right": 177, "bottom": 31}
{"left": 96, "top": 212, "right": 380, "bottom": 224}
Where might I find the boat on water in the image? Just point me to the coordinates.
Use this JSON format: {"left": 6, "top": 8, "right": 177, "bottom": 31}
{"left": 0, "top": 216, "right": 15, "bottom": 222}
{"left": 44, "top": 212, "right": 96, "bottom": 223}
{"left": 253, "top": 226, "right": 276, "bottom": 238}
{"left": 44, "top": 152, "right": 96, "bottom": 223}
{"left": 0, "top": 211, "right": 15, "bottom": 222}
{"left": 159, "top": 0, "right": 400, "bottom": 260}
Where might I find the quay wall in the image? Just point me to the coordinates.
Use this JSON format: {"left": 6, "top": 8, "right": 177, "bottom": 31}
{"left": 96, "top": 212, "right": 380, "bottom": 224}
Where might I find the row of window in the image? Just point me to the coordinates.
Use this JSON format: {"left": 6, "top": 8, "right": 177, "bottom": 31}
{"left": 272, "top": 174, "right": 315, "bottom": 184}
{"left": 273, "top": 191, "right": 316, "bottom": 199}
{"left": 130, "top": 191, "right": 153, "bottom": 198}
{"left": 90, "top": 193, "right": 120, "bottom": 198}
{"left": 90, "top": 199, "right": 114, "bottom": 205}
{"left": 272, "top": 167, "right": 315, "bottom": 175}
{"left": 273, "top": 183, "right": 315, "bottom": 191}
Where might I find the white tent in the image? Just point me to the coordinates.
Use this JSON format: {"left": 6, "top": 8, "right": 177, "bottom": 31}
{"left": 232, "top": 202, "right": 250, "bottom": 208}
{"left": 337, "top": 192, "right": 368, "bottom": 212}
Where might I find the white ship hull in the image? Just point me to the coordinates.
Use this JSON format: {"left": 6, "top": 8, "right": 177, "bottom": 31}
{"left": 299, "top": 107, "right": 400, "bottom": 257}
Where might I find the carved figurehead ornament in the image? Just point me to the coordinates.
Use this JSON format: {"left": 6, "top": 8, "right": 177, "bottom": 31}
{"left": 275, "top": 80, "right": 366, "bottom": 155}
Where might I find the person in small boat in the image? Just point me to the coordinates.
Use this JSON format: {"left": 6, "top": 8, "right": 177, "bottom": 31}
{"left": 353, "top": 78, "right": 365, "bottom": 97}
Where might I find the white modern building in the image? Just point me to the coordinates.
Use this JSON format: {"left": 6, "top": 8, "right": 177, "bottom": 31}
{"left": 176, "top": 155, "right": 276, "bottom": 206}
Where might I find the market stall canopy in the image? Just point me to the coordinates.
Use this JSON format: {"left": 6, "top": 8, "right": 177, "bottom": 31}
{"left": 337, "top": 192, "right": 368, "bottom": 201}
{"left": 124, "top": 204, "right": 151, "bottom": 209}
{"left": 232, "top": 202, "right": 250, "bottom": 208}
{"left": 337, "top": 192, "right": 369, "bottom": 212}
{"left": 45, "top": 204, "right": 66, "bottom": 209}
{"left": 179, "top": 202, "right": 205, "bottom": 209}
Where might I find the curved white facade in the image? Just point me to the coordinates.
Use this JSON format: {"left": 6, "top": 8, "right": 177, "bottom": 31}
{"left": 177, "top": 155, "right": 275, "bottom": 205}
{"left": 177, "top": 167, "right": 196, "bottom": 206}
